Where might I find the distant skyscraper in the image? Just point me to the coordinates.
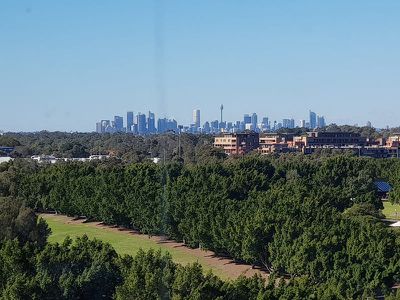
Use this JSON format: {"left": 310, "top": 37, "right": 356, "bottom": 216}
{"left": 239, "top": 121, "right": 245, "bottom": 132}
{"left": 243, "top": 114, "right": 251, "bottom": 125}
{"left": 261, "top": 117, "right": 269, "bottom": 131}
{"left": 366, "top": 121, "right": 372, "bottom": 128}
{"left": 95, "top": 120, "right": 111, "bottom": 133}
{"left": 317, "top": 115, "right": 326, "bottom": 128}
{"left": 105, "top": 120, "right": 115, "bottom": 133}
{"left": 137, "top": 113, "right": 147, "bottom": 134}
{"left": 309, "top": 111, "right": 317, "bottom": 129}
{"left": 101, "top": 120, "right": 110, "bottom": 129}
{"left": 167, "top": 119, "right": 178, "bottom": 132}
{"left": 220, "top": 104, "right": 224, "bottom": 123}
{"left": 127, "top": 111, "right": 134, "bottom": 132}
{"left": 157, "top": 118, "right": 177, "bottom": 133}
{"left": 282, "top": 118, "right": 295, "bottom": 129}
{"left": 210, "top": 120, "right": 219, "bottom": 133}
{"left": 203, "top": 121, "right": 210, "bottom": 134}
{"left": 193, "top": 109, "right": 200, "bottom": 130}
{"left": 300, "top": 119, "right": 306, "bottom": 128}
{"left": 96, "top": 122, "right": 102, "bottom": 133}
{"left": 147, "top": 111, "right": 156, "bottom": 133}
{"left": 114, "top": 116, "right": 124, "bottom": 132}
{"left": 251, "top": 113, "right": 258, "bottom": 131}
{"left": 131, "top": 124, "right": 138, "bottom": 134}
{"left": 157, "top": 118, "right": 166, "bottom": 133}
{"left": 282, "top": 119, "right": 289, "bottom": 128}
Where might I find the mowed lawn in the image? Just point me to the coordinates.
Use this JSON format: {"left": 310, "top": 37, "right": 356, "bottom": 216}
{"left": 382, "top": 202, "right": 400, "bottom": 220}
{"left": 40, "top": 214, "right": 227, "bottom": 279}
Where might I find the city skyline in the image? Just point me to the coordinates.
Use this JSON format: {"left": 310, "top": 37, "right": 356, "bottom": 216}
{"left": 95, "top": 107, "right": 330, "bottom": 134}
{"left": 1, "top": 1, "right": 400, "bottom": 131}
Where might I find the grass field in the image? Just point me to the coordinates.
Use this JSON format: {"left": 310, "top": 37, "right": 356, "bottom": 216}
{"left": 382, "top": 202, "right": 400, "bottom": 220}
{"left": 40, "top": 214, "right": 228, "bottom": 279}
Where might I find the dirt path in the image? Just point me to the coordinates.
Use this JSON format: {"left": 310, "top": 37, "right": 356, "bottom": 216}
{"left": 44, "top": 214, "right": 269, "bottom": 281}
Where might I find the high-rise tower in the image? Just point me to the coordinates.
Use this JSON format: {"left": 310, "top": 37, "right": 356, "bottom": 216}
{"left": 243, "top": 114, "right": 251, "bottom": 125}
{"left": 251, "top": 113, "right": 258, "bottom": 132}
{"left": 309, "top": 110, "right": 317, "bottom": 129}
{"left": 220, "top": 104, "right": 224, "bottom": 123}
{"left": 147, "top": 111, "right": 156, "bottom": 133}
{"left": 114, "top": 116, "right": 124, "bottom": 132}
{"left": 127, "top": 111, "right": 134, "bottom": 132}
{"left": 193, "top": 109, "right": 200, "bottom": 129}
{"left": 137, "top": 113, "right": 147, "bottom": 134}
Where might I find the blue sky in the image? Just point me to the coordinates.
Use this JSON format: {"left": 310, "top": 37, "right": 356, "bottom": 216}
{"left": 1, "top": 0, "right": 400, "bottom": 131}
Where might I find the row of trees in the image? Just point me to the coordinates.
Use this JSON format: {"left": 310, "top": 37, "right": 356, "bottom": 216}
{"left": 1, "top": 155, "right": 400, "bottom": 297}
{"left": 2, "top": 196, "right": 377, "bottom": 299}
{"left": 2, "top": 132, "right": 222, "bottom": 164}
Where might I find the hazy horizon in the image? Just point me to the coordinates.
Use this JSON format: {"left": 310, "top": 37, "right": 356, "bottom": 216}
{"left": 1, "top": 1, "right": 400, "bottom": 132}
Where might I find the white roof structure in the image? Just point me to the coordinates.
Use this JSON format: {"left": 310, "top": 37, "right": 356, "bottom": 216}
{"left": 389, "top": 221, "right": 400, "bottom": 227}
{"left": 0, "top": 157, "right": 12, "bottom": 164}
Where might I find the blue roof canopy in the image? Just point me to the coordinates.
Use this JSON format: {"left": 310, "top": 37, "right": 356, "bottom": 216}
{"left": 374, "top": 181, "right": 392, "bottom": 193}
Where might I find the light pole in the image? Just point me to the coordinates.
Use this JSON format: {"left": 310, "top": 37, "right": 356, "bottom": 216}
{"left": 178, "top": 125, "right": 183, "bottom": 158}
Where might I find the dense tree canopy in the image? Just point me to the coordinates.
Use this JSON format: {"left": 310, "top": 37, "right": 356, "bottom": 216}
{"left": 0, "top": 197, "right": 49, "bottom": 247}
{"left": 2, "top": 154, "right": 400, "bottom": 298}
{"left": 2, "top": 132, "right": 221, "bottom": 164}
{"left": 0, "top": 198, "right": 373, "bottom": 300}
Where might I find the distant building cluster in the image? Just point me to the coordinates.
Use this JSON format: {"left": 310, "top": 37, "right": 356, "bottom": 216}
{"left": 214, "top": 131, "right": 400, "bottom": 158}
{"left": 96, "top": 111, "right": 177, "bottom": 134}
{"left": 95, "top": 107, "right": 327, "bottom": 135}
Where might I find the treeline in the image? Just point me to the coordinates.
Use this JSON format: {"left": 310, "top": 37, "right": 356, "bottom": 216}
{"left": 1, "top": 132, "right": 221, "bottom": 164}
{"left": 2, "top": 155, "right": 400, "bottom": 298}
{"left": 3, "top": 125, "right": 400, "bottom": 163}
{"left": 0, "top": 196, "right": 355, "bottom": 300}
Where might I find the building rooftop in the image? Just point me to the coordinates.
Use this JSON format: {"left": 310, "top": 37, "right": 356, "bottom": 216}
{"left": 374, "top": 181, "right": 392, "bottom": 193}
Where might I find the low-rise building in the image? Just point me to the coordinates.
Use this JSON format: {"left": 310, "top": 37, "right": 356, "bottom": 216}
{"left": 31, "top": 155, "right": 58, "bottom": 164}
{"left": 300, "top": 131, "right": 366, "bottom": 147}
{"left": 386, "top": 134, "right": 400, "bottom": 148}
{"left": 214, "top": 132, "right": 259, "bottom": 155}
{"left": 258, "top": 133, "right": 294, "bottom": 154}
{"left": 89, "top": 155, "right": 110, "bottom": 160}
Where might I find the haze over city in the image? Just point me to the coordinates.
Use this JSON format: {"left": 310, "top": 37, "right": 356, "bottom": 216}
{"left": 1, "top": 1, "right": 400, "bottom": 131}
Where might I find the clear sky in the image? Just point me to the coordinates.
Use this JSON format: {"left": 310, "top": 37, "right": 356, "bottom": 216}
{"left": 1, "top": 0, "right": 400, "bottom": 132}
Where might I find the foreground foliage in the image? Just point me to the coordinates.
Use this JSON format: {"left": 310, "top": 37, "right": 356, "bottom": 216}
{"left": 2, "top": 154, "right": 400, "bottom": 298}
{"left": 0, "top": 199, "right": 351, "bottom": 300}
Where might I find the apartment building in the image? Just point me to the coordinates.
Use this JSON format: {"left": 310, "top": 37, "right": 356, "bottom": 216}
{"left": 258, "top": 133, "right": 295, "bottom": 154}
{"left": 294, "top": 132, "right": 366, "bottom": 148}
{"left": 214, "top": 132, "right": 259, "bottom": 155}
